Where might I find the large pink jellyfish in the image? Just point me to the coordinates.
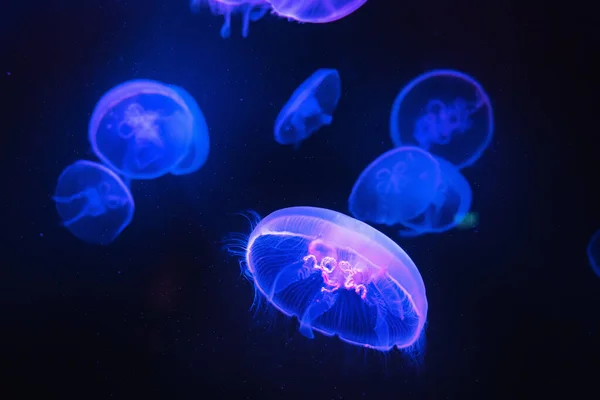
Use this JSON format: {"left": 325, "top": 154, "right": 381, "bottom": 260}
{"left": 268, "top": 0, "right": 368, "bottom": 23}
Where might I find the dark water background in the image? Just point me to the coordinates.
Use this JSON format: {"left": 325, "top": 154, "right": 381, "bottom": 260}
{"left": 1, "top": 0, "right": 596, "bottom": 398}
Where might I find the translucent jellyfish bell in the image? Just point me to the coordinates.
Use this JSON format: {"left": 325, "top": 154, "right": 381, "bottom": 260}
{"left": 348, "top": 146, "right": 443, "bottom": 226}
{"left": 168, "top": 84, "right": 210, "bottom": 176}
{"left": 274, "top": 68, "right": 341, "bottom": 148}
{"left": 268, "top": 0, "right": 368, "bottom": 23}
{"left": 190, "top": 0, "right": 270, "bottom": 38}
{"left": 237, "top": 207, "right": 427, "bottom": 350}
{"left": 390, "top": 69, "right": 494, "bottom": 169}
{"left": 397, "top": 156, "right": 472, "bottom": 237}
{"left": 89, "top": 79, "right": 196, "bottom": 180}
{"left": 587, "top": 229, "right": 600, "bottom": 278}
{"left": 53, "top": 160, "right": 135, "bottom": 245}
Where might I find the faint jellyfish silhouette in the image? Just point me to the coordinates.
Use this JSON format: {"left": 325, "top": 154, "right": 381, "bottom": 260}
{"left": 227, "top": 207, "right": 428, "bottom": 351}
{"left": 190, "top": 0, "right": 270, "bottom": 38}
{"left": 53, "top": 160, "right": 135, "bottom": 245}
{"left": 268, "top": 0, "right": 368, "bottom": 23}
{"left": 587, "top": 229, "right": 600, "bottom": 278}
{"left": 390, "top": 69, "right": 494, "bottom": 168}
{"left": 168, "top": 84, "right": 210, "bottom": 175}
{"left": 274, "top": 68, "right": 341, "bottom": 148}
{"left": 349, "top": 146, "right": 443, "bottom": 226}
{"left": 89, "top": 79, "right": 197, "bottom": 180}
{"left": 396, "top": 156, "right": 472, "bottom": 237}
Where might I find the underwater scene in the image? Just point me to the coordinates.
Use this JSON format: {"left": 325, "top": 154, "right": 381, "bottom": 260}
{"left": 2, "top": 0, "right": 597, "bottom": 399}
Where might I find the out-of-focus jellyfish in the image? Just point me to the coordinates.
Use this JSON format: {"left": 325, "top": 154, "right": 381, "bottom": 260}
{"left": 274, "top": 68, "right": 341, "bottom": 148}
{"left": 53, "top": 160, "right": 135, "bottom": 245}
{"left": 390, "top": 69, "right": 494, "bottom": 169}
{"left": 268, "top": 0, "right": 368, "bottom": 23}
{"left": 168, "top": 84, "right": 210, "bottom": 175}
{"left": 455, "top": 211, "right": 478, "bottom": 230}
{"left": 395, "top": 157, "right": 472, "bottom": 237}
{"left": 89, "top": 79, "right": 198, "bottom": 180}
{"left": 587, "top": 229, "right": 600, "bottom": 278}
{"left": 228, "top": 207, "right": 428, "bottom": 351}
{"left": 349, "top": 146, "right": 443, "bottom": 226}
{"left": 190, "top": 0, "right": 270, "bottom": 38}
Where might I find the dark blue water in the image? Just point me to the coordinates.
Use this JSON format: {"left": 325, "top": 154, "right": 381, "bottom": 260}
{"left": 2, "top": 1, "right": 597, "bottom": 398}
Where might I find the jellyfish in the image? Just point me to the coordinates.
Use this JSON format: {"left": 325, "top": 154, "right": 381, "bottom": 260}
{"left": 395, "top": 156, "right": 473, "bottom": 237}
{"left": 587, "top": 229, "right": 600, "bottom": 278}
{"left": 348, "top": 146, "right": 443, "bottom": 226}
{"left": 89, "top": 79, "right": 198, "bottom": 180}
{"left": 267, "top": 0, "right": 368, "bottom": 23}
{"left": 190, "top": 0, "right": 270, "bottom": 38}
{"left": 274, "top": 68, "right": 341, "bottom": 148}
{"left": 229, "top": 207, "right": 428, "bottom": 351}
{"left": 168, "top": 84, "right": 210, "bottom": 176}
{"left": 390, "top": 69, "right": 494, "bottom": 169}
{"left": 53, "top": 160, "right": 135, "bottom": 245}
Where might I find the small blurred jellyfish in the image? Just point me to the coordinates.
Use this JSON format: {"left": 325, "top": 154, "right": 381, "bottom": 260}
{"left": 190, "top": 0, "right": 270, "bottom": 38}
{"left": 395, "top": 157, "right": 472, "bottom": 237}
{"left": 168, "top": 84, "right": 210, "bottom": 175}
{"left": 268, "top": 0, "right": 368, "bottom": 23}
{"left": 89, "top": 79, "right": 208, "bottom": 180}
{"left": 349, "top": 146, "right": 443, "bottom": 226}
{"left": 455, "top": 211, "right": 479, "bottom": 230}
{"left": 53, "top": 160, "right": 135, "bottom": 245}
{"left": 350, "top": 148, "right": 472, "bottom": 237}
{"left": 390, "top": 69, "right": 494, "bottom": 169}
{"left": 274, "top": 68, "right": 341, "bottom": 148}
{"left": 227, "top": 207, "right": 428, "bottom": 351}
{"left": 587, "top": 229, "right": 600, "bottom": 278}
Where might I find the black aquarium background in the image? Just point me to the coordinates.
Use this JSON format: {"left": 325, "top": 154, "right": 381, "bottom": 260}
{"left": 1, "top": 0, "right": 596, "bottom": 399}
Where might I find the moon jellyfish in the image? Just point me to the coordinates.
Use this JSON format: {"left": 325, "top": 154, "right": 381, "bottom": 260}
{"left": 396, "top": 157, "right": 472, "bottom": 237}
{"left": 168, "top": 84, "right": 210, "bottom": 176}
{"left": 268, "top": 0, "right": 368, "bottom": 23}
{"left": 190, "top": 0, "right": 270, "bottom": 38}
{"left": 274, "top": 68, "right": 341, "bottom": 148}
{"left": 587, "top": 229, "right": 600, "bottom": 278}
{"left": 390, "top": 69, "right": 494, "bottom": 169}
{"left": 89, "top": 79, "right": 197, "bottom": 180}
{"left": 53, "top": 160, "right": 135, "bottom": 245}
{"left": 230, "top": 207, "right": 428, "bottom": 351}
{"left": 349, "top": 146, "right": 443, "bottom": 226}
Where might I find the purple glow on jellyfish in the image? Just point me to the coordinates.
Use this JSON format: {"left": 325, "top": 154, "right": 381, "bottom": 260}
{"left": 228, "top": 207, "right": 428, "bottom": 352}
{"left": 267, "top": 0, "right": 368, "bottom": 23}
{"left": 190, "top": 0, "right": 271, "bottom": 38}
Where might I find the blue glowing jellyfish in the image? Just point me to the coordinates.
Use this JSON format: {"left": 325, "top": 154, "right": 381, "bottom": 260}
{"left": 190, "top": 0, "right": 270, "bottom": 38}
{"left": 230, "top": 207, "right": 428, "bottom": 351}
{"left": 268, "top": 0, "right": 368, "bottom": 23}
{"left": 395, "top": 156, "right": 472, "bottom": 237}
{"left": 53, "top": 160, "right": 135, "bottom": 245}
{"left": 349, "top": 146, "right": 443, "bottom": 226}
{"left": 168, "top": 84, "right": 210, "bottom": 176}
{"left": 274, "top": 68, "right": 341, "bottom": 148}
{"left": 587, "top": 229, "right": 600, "bottom": 278}
{"left": 390, "top": 69, "right": 494, "bottom": 169}
{"left": 89, "top": 79, "right": 198, "bottom": 180}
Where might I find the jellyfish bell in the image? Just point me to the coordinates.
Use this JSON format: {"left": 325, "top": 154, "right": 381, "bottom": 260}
{"left": 349, "top": 146, "right": 443, "bottom": 226}
{"left": 397, "top": 156, "right": 473, "bottom": 237}
{"left": 227, "top": 206, "right": 428, "bottom": 351}
{"left": 89, "top": 79, "right": 197, "bottom": 180}
{"left": 267, "top": 0, "right": 368, "bottom": 23}
{"left": 390, "top": 69, "right": 494, "bottom": 168}
{"left": 53, "top": 160, "right": 135, "bottom": 245}
{"left": 190, "top": 0, "right": 271, "bottom": 38}
{"left": 168, "top": 84, "right": 210, "bottom": 176}
{"left": 274, "top": 68, "right": 341, "bottom": 148}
